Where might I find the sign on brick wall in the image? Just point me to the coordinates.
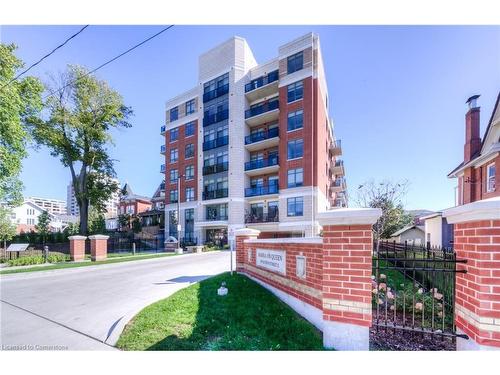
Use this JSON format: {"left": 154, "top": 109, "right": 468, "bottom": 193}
{"left": 256, "top": 249, "right": 286, "bottom": 275}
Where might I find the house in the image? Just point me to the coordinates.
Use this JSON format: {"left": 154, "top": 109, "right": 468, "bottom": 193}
{"left": 448, "top": 93, "right": 500, "bottom": 205}
{"left": 420, "top": 211, "right": 454, "bottom": 249}
{"left": 118, "top": 183, "right": 152, "bottom": 216}
{"left": 389, "top": 224, "right": 425, "bottom": 246}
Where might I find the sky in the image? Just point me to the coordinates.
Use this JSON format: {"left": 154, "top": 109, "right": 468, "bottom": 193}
{"left": 1, "top": 25, "right": 499, "bottom": 211}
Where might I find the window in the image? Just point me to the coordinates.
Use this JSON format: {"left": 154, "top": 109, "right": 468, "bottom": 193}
{"left": 287, "top": 168, "right": 304, "bottom": 188}
{"left": 185, "top": 121, "right": 195, "bottom": 137}
{"left": 170, "top": 127, "right": 179, "bottom": 142}
{"left": 185, "top": 187, "right": 195, "bottom": 202}
{"left": 287, "top": 81, "right": 303, "bottom": 102}
{"left": 185, "top": 99, "right": 195, "bottom": 115}
{"left": 287, "top": 51, "right": 303, "bottom": 74}
{"left": 487, "top": 163, "right": 496, "bottom": 192}
{"left": 170, "top": 169, "right": 178, "bottom": 184}
{"left": 287, "top": 109, "right": 304, "bottom": 131}
{"left": 184, "top": 208, "right": 195, "bottom": 240}
{"left": 287, "top": 139, "right": 304, "bottom": 159}
{"left": 185, "top": 165, "right": 194, "bottom": 180}
{"left": 185, "top": 143, "right": 194, "bottom": 158}
{"left": 170, "top": 189, "right": 178, "bottom": 203}
{"left": 287, "top": 197, "right": 304, "bottom": 217}
{"left": 170, "top": 148, "right": 178, "bottom": 163}
{"left": 168, "top": 211, "right": 178, "bottom": 237}
{"left": 170, "top": 107, "right": 178, "bottom": 122}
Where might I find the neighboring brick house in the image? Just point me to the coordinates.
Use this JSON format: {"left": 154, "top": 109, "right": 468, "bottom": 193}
{"left": 448, "top": 93, "right": 500, "bottom": 205}
{"left": 118, "top": 183, "right": 152, "bottom": 217}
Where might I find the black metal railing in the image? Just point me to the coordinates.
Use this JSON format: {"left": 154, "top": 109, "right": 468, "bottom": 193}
{"left": 244, "top": 127, "right": 279, "bottom": 145}
{"left": 203, "top": 83, "right": 229, "bottom": 103}
{"left": 206, "top": 214, "right": 228, "bottom": 221}
{"left": 203, "top": 109, "right": 229, "bottom": 127}
{"left": 202, "top": 161, "right": 229, "bottom": 176}
{"left": 244, "top": 156, "right": 279, "bottom": 171}
{"left": 202, "top": 188, "right": 228, "bottom": 200}
{"left": 245, "top": 99, "right": 279, "bottom": 119}
{"left": 245, "top": 211, "right": 279, "bottom": 224}
{"left": 203, "top": 135, "right": 229, "bottom": 151}
{"left": 244, "top": 184, "right": 279, "bottom": 197}
{"left": 244, "top": 70, "right": 279, "bottom": 93}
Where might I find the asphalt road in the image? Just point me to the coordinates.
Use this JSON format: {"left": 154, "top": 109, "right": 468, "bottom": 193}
{"left": 0, "top": 251, "right": 231, "bottom": 350}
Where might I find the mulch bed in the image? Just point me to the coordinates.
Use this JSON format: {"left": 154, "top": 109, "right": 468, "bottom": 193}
{"left": 370, "top": 326, "right": 456, "bottom": 351}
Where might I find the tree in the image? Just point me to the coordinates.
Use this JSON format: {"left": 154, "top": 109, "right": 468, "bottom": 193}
{"left": 0, "top": 44, "right": 44, "bottom": 205}
{"left": 131, "top": 215, "right": 142, "bottom": 234}
{"left": 118, "top": 213, "right": 130, "bottom": 231}
{"left": 88, "top": 206, "right": 106, "bottom": 235}
{"left": 27, "top": 65, "right": 132, "bottom": 234}
{"left": 354, "top": 179, "right": 413, "bottom": 243}
{"left": 0, "top": 206, "right": 16, "bottom": 251}
{"left": 63, "top": 222, "right": 80, "bottom": 237}
{"left": 35, "top": 210, "right": 51, "bottom": 244}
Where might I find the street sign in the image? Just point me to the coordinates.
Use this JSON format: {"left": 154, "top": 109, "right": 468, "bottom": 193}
{"left": 6, "top": 243, "right": 29, "bottom": 252}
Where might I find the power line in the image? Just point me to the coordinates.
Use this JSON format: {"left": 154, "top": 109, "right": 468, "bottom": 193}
{"left": 1, "top": 25, "right": 89, "bottom": 91}
{"left": 43, "top": 25, "right": 175, "bottom": 101}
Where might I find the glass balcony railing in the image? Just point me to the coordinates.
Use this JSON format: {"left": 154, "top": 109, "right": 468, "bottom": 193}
{"left": 202, "top": 188, "right": 229, "bottom": 200}
{"left": 160, "top": 164, "right": 166, "bottom": 173}
{"left": 245, "top": 70, "right": 279, "bottom": 93}
{"left": 245, "top": 211, "right": 279, "bottom": 224}
{"left": 202, "top": 161, "right": 229, "bottom": 176}
{"left": 334, "top": 178, "right": 346, "bottom": 187}
{"left": 245, "top": 99, "right": 279, "bottom": 119}
{"left": 203, "top": 109, "right": 229, "bottom": 127}
{"left": 203, "top": 135, "right": 229, "bottom": 151}
{"left": 160, "top": 125, "right": 166, "bottom": 133}
{"left": 244, "top": 127, "right": 279, "bottom": 145}
{"left": 160, "top": 145, "right": 166, "bottom": 153}
{"left": 203, "top": 84, "right": 229, "bottom": 103}
{"left": 244, "top": 184, "right": 279, "bottom": 197}
{"left": 245, "top": 156, "right": 279, "bottom": 171}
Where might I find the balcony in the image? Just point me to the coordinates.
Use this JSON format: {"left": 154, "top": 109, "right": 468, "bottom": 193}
{"left": 202, "top": 161, "right": 229, "bottom": 176}
{"left": 203, "top": 83, "right": 229, "bottom": 103}
{"left": 160, "top": 145, "right": 166, "bottom": 154}
{"left": 245, "top": 70, "right": 279, "bottom": 102}
{"left": 330, "top": 159, "right": 344, "bottom": 175}
{"left": 245, "top": 184, "right": 279, "bottom": 198}
{"left": 206, "top": 214, "right": 228, "bottom": 221}
{"left": 203, "top": 135, "right": 229, "bottom": 151}
{"left": 244, "top": 156, "right": 279, "bottom": 176}
{"left": 245, "top": 99, "right": 279, "bottom": 127}
{"left": 160, "top": 125, "right": 166, "bottom": 135}
{"left": 160, "top": 164, "right": 166, "bottom": 174}
{"left": 329, "top": 139, "right": 342, "bottom": 156}
{"left": 330, "top": 178, "right": 346, "bottom": 193}
{"left": 202, "top": 188, "right": 229, "bottom": 200}
{"left": 245, "top": 211, "right": 279, "bottom": 224}
{"left": 244, "top": 127, "right": 279, "bottom": 151}
{"left": 203, "top": 109, "right": 229, "bottom": 127}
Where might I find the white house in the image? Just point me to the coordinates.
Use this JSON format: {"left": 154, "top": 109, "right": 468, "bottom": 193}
{"left": 420, "top": 212, "right": 454, "bottom": 248}
{"left": 389, "top": 224, "right": 425, "bottom": 246}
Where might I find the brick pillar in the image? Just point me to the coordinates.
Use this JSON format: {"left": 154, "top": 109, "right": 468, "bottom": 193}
{"left": 234, "top": 228, "right": 260, "bottom": 273}
{"left": 68, "top": 235, "right": 87, "bottom": 262}
{"left": 317, "top": 208, "right": 381, "bottom": 351}
{"left": 88, "top": 235, "right": 109, "bottom": 261}
{"left": 444, "top": 197, "right": 500, "bottom": 350}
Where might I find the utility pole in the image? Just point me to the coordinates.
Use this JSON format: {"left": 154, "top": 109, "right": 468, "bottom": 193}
{"left": 175, "top": 174, "right": 183, "bottom": 254}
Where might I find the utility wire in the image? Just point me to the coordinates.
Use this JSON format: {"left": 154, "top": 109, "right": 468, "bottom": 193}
{"left": 0, "top": 25, "right": 89, "bottom": 91}
{"left": 43, "top": 25, "right": 175, "bottom": 101}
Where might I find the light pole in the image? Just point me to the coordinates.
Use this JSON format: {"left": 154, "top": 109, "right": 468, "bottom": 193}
{"left": 175, "top": 174, "right": 184, "bottom": 254}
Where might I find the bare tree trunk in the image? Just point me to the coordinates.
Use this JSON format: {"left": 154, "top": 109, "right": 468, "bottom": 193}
{"left": 80, "top": 198, "right": 89, "bottom": 235}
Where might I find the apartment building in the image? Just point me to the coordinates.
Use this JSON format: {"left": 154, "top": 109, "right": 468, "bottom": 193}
{"left": 448, "top": 93, "right": 500, "bottom": 205}
{"left": 26, "top": 196, "right": 67, "bottom": 215}
{"left": 66, "top": 176, "right": 120, "bottom": 218}
{"left": 161, "top": 33, "right": 347, "bottom": 245}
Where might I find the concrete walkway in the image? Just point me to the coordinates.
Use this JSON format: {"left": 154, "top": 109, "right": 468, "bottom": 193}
{"left": 0, "top": 251, "right": 231, "bottom": 350}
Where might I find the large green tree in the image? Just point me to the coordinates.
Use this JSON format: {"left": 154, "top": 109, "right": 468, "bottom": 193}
{"left": 28, "top": 65, "right": 132, "bottom": 234}
{"left": 35, "top": 210, "right": 51, "bottom": 244}
{"left": 0, "top": 206, "right": 16, "bottom": 251}
{"left": 0, "top": 44, "right": 43, "bottom": 205}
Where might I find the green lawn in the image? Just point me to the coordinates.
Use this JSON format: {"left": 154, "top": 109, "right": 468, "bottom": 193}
{"left": 0, "top": 253, "right": 176, "bottom": 275}
{"left": 116, "top": 273, "right": 324, "bottom": 351}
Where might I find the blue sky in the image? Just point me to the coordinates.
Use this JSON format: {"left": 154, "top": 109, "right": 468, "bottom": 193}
{"left": 1, "top": 25, "right": 499, "bottom": 211}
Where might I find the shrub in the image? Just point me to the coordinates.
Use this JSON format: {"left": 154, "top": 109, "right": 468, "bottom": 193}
{"left": 7, "top": 251, "right": 69, "bottom": 267}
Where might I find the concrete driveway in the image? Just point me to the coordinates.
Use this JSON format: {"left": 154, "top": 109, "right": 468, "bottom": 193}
{"left": 0, "top": 251, "right": 231, "bottom": 350}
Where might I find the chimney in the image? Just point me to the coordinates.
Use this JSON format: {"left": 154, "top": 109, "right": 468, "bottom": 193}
{"left": 464, "top": 94, "right": 481, "bottom": 163}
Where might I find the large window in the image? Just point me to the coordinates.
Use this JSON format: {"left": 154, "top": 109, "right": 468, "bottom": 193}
{"left": 287, "top": 109, "right": 304, "bottom": 131}
{"left": 169, "top": 189, "right": 178, "bottom": 203}
{"left": 185, "top": 143, "right": 194, "bottom": 158}
{"left": 185, "top": 165, "right": 194, "bottom": 180}
{"left": 185, "top": 187, "right": 195, "bottom": 202}
{"left": 287, "top": 81, "right": 303, "bottom": 102}
{"left": 287, "top": 168, "right": 304, "bottom": 188}
{"left": 170, "top": 148, "right": 178, "bottom": 163}
{"left": 170, "top": 107, "right": 178, "bottom": 122}
{"left": 185, "top": 121, "right": 195, "bottom": 137}
{"left": 287, "top": 51, "right": 303, "bottom": 74}
{"left": 204, "top": 73, "right": 229, "bottom": 94}
{"left": 287, "top": 139, "right": 304, "bottom": 159}
{"left": 170, "top": 127, "right": 179, "bottom": 142}
{"left": 287, "top": 197, "right": 304, "bottom": 217}
{"left": 170, "top": 169, "right": 178, "bottom": 184}
{"left": 184, "top": 208, "right": 195, "bottom": 240}
{"left": 168, "top": 211, "right": 178, "bottom": 237}
{"left": 185, "top": 99, "right": 195, "bottom": 115}
{"left": 487, "top": 163, "right": 496, "bottom": 192}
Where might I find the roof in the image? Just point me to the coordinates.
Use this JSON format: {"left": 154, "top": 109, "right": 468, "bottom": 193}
{"left": 121, "top": 183, "right": 151, "bottom": 203}
{"left": 390, "top": 224, "right": 425, "bottom": 238}
{"left": 419, "top": 212, "right": 443, "bottom": 221}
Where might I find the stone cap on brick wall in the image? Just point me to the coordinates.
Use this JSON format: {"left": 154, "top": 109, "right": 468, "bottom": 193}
{"left": 234, "top": 228, "right": 261, "bottom": 237}
{"left": 316, "top": 208, "right": 382, "bottom": 226}
{"left": 443, "top": 196, "right": 500, "bottom": 224}
{"left": 68, "top": 235, "right": 87, "bottom": 240}
{"left": 88, "top": 234, "right": 110, "bottom": 240}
